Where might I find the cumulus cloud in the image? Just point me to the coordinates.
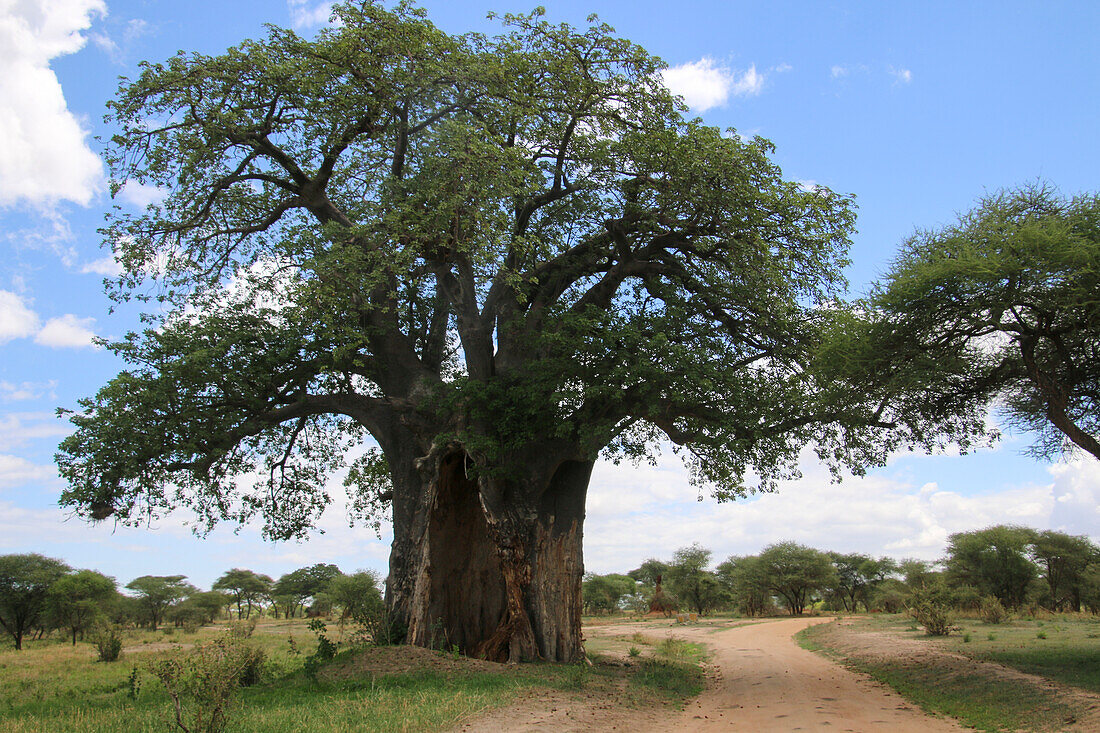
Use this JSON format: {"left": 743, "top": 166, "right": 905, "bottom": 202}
{"left": 0, "top": 290, "right": 40, "bottom": 342}
{"left": 287, "top": 0, "right": 333, "bottom": 29}
{"left": 661, "top": 58, "right": 764, "bottom": 112}
{"left": 581, "top": 448, "right": 1079, "bottom": 574}
{"left": 34, "top": 314, "right": 98, "bottom": 349}
{"left": 0, "top": 0, "right": 105, "bottom": 208}
{"left": 830, "top": 65, "right": 849, "bottom": 79}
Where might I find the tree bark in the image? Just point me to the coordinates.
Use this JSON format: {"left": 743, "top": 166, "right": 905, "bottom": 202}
{"left": 386, "top": 446, "right": 591, "bottom": 663}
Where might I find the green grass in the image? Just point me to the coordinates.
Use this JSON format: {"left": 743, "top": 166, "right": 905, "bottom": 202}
{"left": 943, "top": 616, "right": 1100, "bottom": 693}
{"left": 0, "top": 618, "right": 706, "bottom": 732}
{"left": 797, "top": 617, "right": 1085, "bottom": 732}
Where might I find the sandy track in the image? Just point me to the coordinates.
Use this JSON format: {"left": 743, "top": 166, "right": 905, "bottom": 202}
{"left": 653, "top": 617, "right": 967, "bottom": 732}
{"left": 459, "top": 618, "right": 968, "bottom": 732}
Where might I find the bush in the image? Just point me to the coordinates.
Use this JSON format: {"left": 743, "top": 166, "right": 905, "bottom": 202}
{"left": 92, "top": 624, "right": 123, "bottom": 662}
{"left": 152, "top": 636, "right": 259, "bottom": 733}
{"left": 908, "top": 586, "right": 953, "bottom": 636}
{"left": 980, "top": 596, "right": 1009, "bottom": 624}
{"left": 352, "top": 605, "right": 406, "bottom": 647}
{"left": 227, "top": 617, "right": 257, "bottom": 639}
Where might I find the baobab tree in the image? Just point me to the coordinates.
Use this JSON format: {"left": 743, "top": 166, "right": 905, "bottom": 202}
{"left": 58, "top": 2, "right": 949, "bottom": 661}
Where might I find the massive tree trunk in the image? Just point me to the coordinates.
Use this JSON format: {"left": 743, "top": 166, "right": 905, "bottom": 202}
{"left": 385, "top": 442, "right": 591, "bottom": 663}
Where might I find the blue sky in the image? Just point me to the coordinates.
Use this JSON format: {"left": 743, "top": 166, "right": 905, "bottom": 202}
{"left": 1, "top": 0, "right": 1098, "bottom": 590}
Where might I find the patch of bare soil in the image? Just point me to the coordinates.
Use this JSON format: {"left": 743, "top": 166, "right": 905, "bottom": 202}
{"left": 818, "top": 619, "right": 1100, "bottom": 732}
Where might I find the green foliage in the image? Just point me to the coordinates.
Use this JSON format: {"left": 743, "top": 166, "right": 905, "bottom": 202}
{"left": 329, "top": 570, "right": 384, "bottom": 622}
{"left": 272, "top": 564, "right": 342, "bottom": 619}
{"left": 46, "top": 569, "right": 116, "bottom": 645}
{"left": 907, "top": 585, "right": 954, "bottom": 636}
{"left": 979, "top": 596, "right": 1009, "bottom": 624}
{"left": 944, "top": 525, "right": 1037, "bottom": 609}
{"left": 212, "top": 569, "right": 272, "bottom": 619}
{"left": 757, "top": 541, "right": 838, "bottom": 615}
{"left": 716, "top": 555, "right": 773, "bottom": 617}
{"left": 665, "top": 545, "right": 727, "bottom": 616}
{"left": 91, "top": 623, "right": 124, "bottom": 662}
{"left": 582, "top": 573, "right": 636, "bottom": 614}
{"left": 54, "top": 0, "right": 878, "bottom": 553}
{"left": 869, "top": 182, "right": 1100, "bottom": 462}
{"left": 125, "top": 575, "right": 196, "bottom": 630}
{"left": 151, "top": 635, "right": 261, "bottom": 733}
{"left": 0, "top": 553, "right": 71, "bottom": 650}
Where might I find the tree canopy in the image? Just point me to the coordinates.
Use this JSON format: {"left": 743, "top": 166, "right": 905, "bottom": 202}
{"left": 53, "top": 1, "right": 947, "bottom": 661}
{"left": 126, "top": 575, "right": 196, "bottom": 630}
{"left": 869, "top": 184, "right": 1100, "bottom": 461}
{"left": 55, "top": 1, "right": 898, "bottom": 538}
{"left": 0, "top": 554, "right": 71, "bottom": 650}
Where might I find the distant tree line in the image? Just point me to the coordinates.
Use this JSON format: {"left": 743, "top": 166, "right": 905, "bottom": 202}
{"left": 581, "top": 526, "right": 1100, "bottom": 619}
{"left": 0, "top": 556, "right": 383, "bottom": 651}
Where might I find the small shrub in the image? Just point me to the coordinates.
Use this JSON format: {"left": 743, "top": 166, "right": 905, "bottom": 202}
{"left": 227, "top": 618, "right": 257, "bottom": 639}
{"left": 979, "top": 596, "right": 1009, "bottom": 624}
{"left": 907, "top": 586, "right": 953, "bottom": 636}
{"left": 353, "top": 605, "right": 406, "bottom": 647}
{"left": 307, "top": 619, "right": 336, "bottom": 660}
{"left": 628, "top": 646, "right": 641, "bottom": 658}
{"left": 987, "top": 632, "right": 997, "bottom": 641}
{"left": 92, "top": 624, "right": 123, "bottom": 662}
{"left": 152, "top": 636, "right": 257, "bottom": 733}
{"left": 127, "top": 666, "right": 142, "bottom": 699}
{"left": 1037, "top": 630, "right": 1047, "bottom": 640}
{"left": 963, "top": 633, "right": 971, "bottom": 643}
{"left": 236, "top": 646, "right": 268, "bottom": 687}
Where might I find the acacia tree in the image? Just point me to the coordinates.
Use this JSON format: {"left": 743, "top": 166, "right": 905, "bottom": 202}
{"left": 213, "top": 569, "right": 273, "bottom": 619}
{"left": 46, "top": 569, "right": 117, "bottom": 645}
{"left": 944, "top": 526, "right": 1036, "bottom": 609}
{"left": 1028, "top": 530, "right": 1099, "bottom": 611}
{"left": 758, "top": 542, "right": 836, "bottom": 615}
{"left": 868, "top": 184, "right": 1100, "bottom": 461}
{"left": 126, "top": 575, "right": 195, "bottom": 630}
{"left": 0, "top": 554, "right": 71, "bottom": 650}
{"left": 56, "top": 3, "right": 929, "bottom": 662}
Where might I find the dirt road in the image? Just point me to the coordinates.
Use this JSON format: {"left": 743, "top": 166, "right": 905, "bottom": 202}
{"left": 653, "top": 617, "right": 966, "bottom": 732}
{"left": 458, "top": 617, "right": 968, "bottom": 732}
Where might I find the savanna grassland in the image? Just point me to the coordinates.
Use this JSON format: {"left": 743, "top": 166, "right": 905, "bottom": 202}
{"left": 799, "top": 612, "right": 1100, "bottom": 732}
{"left": 0, "top": 616, "right": 703, "bottom": 733}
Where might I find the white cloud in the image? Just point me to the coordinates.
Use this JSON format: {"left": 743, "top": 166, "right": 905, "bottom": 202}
{"left": 90, "top": 17, "right": 148, "bottom": 64}
{"left": 0, "top": 411, "right": 70, "bottom": 450}
{"left": 661, "top": 58, "right": 764, "bottom": 112}
{"left": 0, "top": 0, "right": 106, "bottom": 208}
{"left": 118, "top": 180, "right": 167, "bottom": 208}
{"left": 0, "top": 290, "right": 40, "bottom": 342}
{"left": 830, "top": 65, "right": 849, "bottom": 79}
{"left": 81, "top": 254, "right": 124, "bottom": 276}
{"left": 582, "top": 448, "right": 1084, "bottom": 574}
{"left": 0, "top": 454, "right": 56, "bottom": 487}
{"left": 287, "top": 0, "right": 333, "bottom": 29}
{"left": 889, "top": 66, "right": 913, "bottom": 84}
{"left": 1048, "top": 457, "right": 1100, "bottom": 537}
{"left": 0, "top": 381, "right": 57, "bottom": 402}
{"left": 34, "top": 314, "right": 98, "bottom": 349}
